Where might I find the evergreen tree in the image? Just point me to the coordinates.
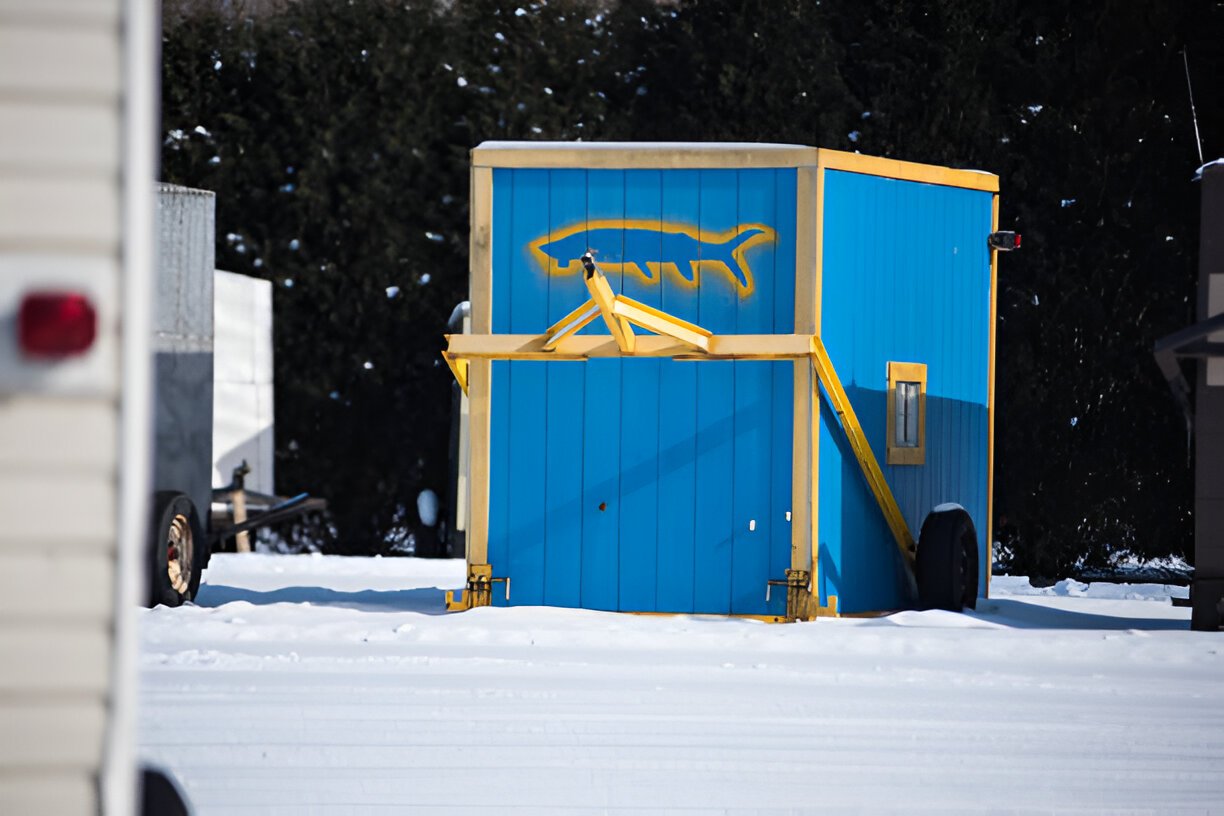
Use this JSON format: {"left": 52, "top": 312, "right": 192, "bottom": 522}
{"left": 162, "top": 0, "right": 1224, "bottom": 573}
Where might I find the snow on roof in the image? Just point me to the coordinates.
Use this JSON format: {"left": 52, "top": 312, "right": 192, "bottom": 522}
{"left": 1193, "top": 158, "right": 1224, "bottom": 180}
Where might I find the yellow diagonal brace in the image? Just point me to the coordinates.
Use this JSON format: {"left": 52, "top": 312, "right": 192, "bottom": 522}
{"left": 612, "top": 295, "right": 712, "bottom": 352}
{"left": 583, "top": 263, "right": 636, "bottom": 353}
{"left": 809, "top": 337, "right": 916, "bottom": 568}
{"left": 442, "top": 351, "right": 469, "bottom": 396}
{"left": 543, "top": 298, "right": 600, "bottom": 351}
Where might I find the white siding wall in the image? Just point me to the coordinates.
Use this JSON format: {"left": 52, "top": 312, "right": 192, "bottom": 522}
{"left": 213, "top": 270, "right": 275, "bottom": 495}
{"left": 0, "top": 1, "right": 130, "bottom": 812}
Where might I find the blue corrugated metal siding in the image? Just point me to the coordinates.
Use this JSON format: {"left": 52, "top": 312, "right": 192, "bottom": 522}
{"left": 818, "top": 170, "right": 993, "bottom": 613}
{"left": 489, "top": 167, "right": 795, "bottom": 614}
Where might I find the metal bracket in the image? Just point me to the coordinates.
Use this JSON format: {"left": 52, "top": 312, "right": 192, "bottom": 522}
{"left": 766, "top": 569, "right": 815, "bottom": 622}
{"left": 445, "top": 563, "right": 508, "bottom": 611}
{"left": 442, "top": 352, "right": 469, "bottom": 396}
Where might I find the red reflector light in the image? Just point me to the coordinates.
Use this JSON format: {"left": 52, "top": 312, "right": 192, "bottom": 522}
{"left": 1014, "top": 233, "right": 1022, "bottom": 249}
{"left": 18, "top": 292, "right": 97, "bottom": 359}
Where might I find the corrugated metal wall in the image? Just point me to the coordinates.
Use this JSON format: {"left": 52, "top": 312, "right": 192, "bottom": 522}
{"left": 488, "top": 167, "right": 796, "bottom": 615}
{"left": 0, "top": 1, "right": 126, "bottom": 812}
{"left": 818, "top": 170, "right": 993, "bottom": 613}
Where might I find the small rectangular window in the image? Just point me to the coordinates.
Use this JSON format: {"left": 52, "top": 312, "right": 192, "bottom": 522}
{"left": 887, "top": 362, "right": 927, "bottom": 465}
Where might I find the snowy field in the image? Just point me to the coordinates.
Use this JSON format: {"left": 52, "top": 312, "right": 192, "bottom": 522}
{"left": 140, "top": 554, "right": 1223, "bottom": 815}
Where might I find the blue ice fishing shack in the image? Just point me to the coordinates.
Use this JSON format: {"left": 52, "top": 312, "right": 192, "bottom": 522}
{"left": 444, "top": 142, "right": 1004, "bottom": 620}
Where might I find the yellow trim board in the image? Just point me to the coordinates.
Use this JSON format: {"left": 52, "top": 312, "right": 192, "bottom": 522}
{"left": 446, "top": 333, "right": 816, "bottom": 360}
{"left": 986, "top": 193, "right": 1000, "bottom": 598}
{"left": 793, "top": 166, "right": 819, "bottom": 585}
{"left": 886, "top": 361, "right": 927, "bottom": 466}
{"left": 466, "top": 166, "right": 493, "bottom": 569}
{"left": 543, "top": 298, "right": 599, "bottom": 350}
{"left": 810, "top": 338, "right": 917, "bottom": 566}
{"left": 612, "top": 296, "right": 712, "bottom": 351}
{"left": 817, "top": 148, "right": 999, "bottom": 193}
{"left": 473, "top": 141, "right": 820, "bottom": 170}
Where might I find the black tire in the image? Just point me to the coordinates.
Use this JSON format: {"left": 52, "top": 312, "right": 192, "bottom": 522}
{"left": 148, "top": 491, "right": 206, "bottom": 607}
{"left": 140, "top": 767, "right": 191, "bottom": 816}
{"left": 916, "top": 506, "right": 980, "bottom": 612}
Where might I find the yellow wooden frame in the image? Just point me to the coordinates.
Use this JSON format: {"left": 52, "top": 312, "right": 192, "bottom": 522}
{"left": 817, "top": 148, "right": 999, "bottom": 193}
{"left": 458, "top": 142, "right": 998, "bottom": 618}
{"left": 811, "top": 340, "right": 917, "bottom": 566}
{"left": 986, "top": 194, "right": 1000, "bottom": 597}
{"left": 886, "top": 361, "right": 928, "bottom": 466}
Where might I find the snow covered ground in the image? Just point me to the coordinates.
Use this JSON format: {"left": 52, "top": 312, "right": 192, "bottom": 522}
{"left": 140, "top": 554, "right": 1223, "bottom": 815}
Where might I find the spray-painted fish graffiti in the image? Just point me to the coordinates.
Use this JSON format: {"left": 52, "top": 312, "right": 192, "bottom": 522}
{"left": 528, "top": 220, "right": 776, "bottom": 296}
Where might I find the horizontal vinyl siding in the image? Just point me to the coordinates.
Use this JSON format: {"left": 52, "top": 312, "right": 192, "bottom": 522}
{"left": 0, "top": 101, "right": 119, "bottom": 175}
{"left": 0, "top": 0, "right": 120, "bottom": 25}
{"left": 0, "top": 699, "right": 107, "bottom": 768}
{"left": 0, "top": 175, "right": 119, "bottom": 250}
{"left": 0, "top": 554, "right": 115, "bottom": 621}
{"left": 0, "top": 24, "right": 120, "bottom": 100}
{"left": 0, "top": 8, "right": 123, "bottom": 814}
{"left": 0, "top": 625, "right": 111, "bottom": 694}
{"left": 0, "top": 397, "right": 118, "bottom": 471}
{"left": 0, "top": 773, "right": 96, "bottom": 814}
{"left": 0, "top": 473, "right": 115, "bottom": 549}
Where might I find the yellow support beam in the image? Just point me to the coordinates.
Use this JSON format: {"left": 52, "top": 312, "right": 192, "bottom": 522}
{"left": 543, "top": 298, "right": 600, "bottom": 351}
{"left": 611, "top": 295, "right": 712, "bottom": 351}
{"left": 583, "top": 262, "right": 636, "bottom": 353}
{"left": 446, "top": 333, "right": 815, "bottom": 361}
{"left": 809, "top": 337, "right": 916, "bottom": 567}
{"left": 442, "top": 352, "right": 469, "bottom": 395}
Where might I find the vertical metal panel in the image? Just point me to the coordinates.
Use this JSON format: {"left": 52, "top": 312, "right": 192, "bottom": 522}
{"left": 578, "top": 171, "right": 624, "bottom": 610}
{"left": 819, "top": 170, "right": 993, "bottom": 613}
{"left": 153, "top": 185, "right": 215, "bottom": 525}
{"left": 487, "top": 164, "right": 796, "bottom": 615}
{"left": 692, "top": 170, "right": 737, "bottom": 614}
{"left": 770, "top": 170, "right": 798, "bottom": 617}
{"left": 543, "top": 171, "right": 587, "bottom": 608}
{"left": 731, "top": 169, "right": 777, "bottom": 613}
{"left": 654, "top": 170, "right": 701, "bottom": 613}
{"left": 618, "top": 172, "right": 662, "bottom": 612}
{"left": 504, "top": 170, "right": 550, "bottom": 606}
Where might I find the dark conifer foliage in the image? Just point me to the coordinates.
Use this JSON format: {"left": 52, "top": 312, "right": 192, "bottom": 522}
{"left": 162, "top": 0, "right": 1224, "bottom": 572}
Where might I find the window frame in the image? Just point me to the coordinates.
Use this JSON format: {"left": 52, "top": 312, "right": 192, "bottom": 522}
{"left": 887, "top": 361, "right": 927, "bottom": 466}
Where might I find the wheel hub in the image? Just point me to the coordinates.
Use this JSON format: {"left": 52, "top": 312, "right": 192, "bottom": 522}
{"left": 166, "top": 513, "right": 192, "bottom": 596}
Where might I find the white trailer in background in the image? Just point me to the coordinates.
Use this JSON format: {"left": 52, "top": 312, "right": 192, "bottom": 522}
{"left": 213, "top": 269, "right": 275, "bottom": 498}
{"left": 0, "top": 1, "right": 156, "bottom": 813}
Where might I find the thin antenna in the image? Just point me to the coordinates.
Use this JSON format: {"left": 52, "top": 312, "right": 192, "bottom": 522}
{"left": 1183, "top": 48, "right": 1205, "bottom": 167}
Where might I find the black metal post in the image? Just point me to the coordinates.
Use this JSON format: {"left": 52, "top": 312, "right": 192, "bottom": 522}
{"left": 1193, "top": 161, "right": 1224, "bottom": 631}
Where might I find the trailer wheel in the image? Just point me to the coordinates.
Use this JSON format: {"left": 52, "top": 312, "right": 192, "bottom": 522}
{"left": 916, "top": 506, "right": 980, "bottom": 612}
{"left": 149, "top": 491, "right": 205, "bottom": 607}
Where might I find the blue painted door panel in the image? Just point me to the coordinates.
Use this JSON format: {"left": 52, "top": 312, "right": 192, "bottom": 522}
{"left": 489, "top": 167, "right": 795, "bottom": 614}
